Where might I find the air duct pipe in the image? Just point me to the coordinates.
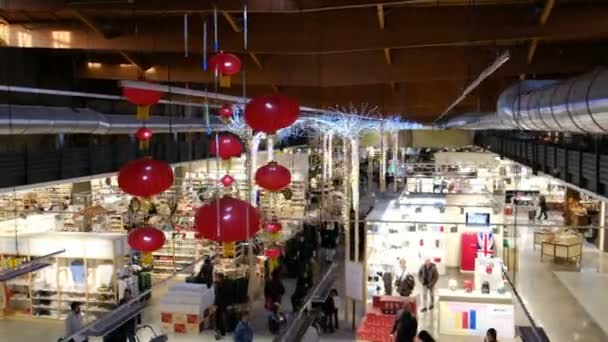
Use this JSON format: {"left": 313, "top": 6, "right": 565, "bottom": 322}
{"left": 444, "top": 68, "right": 608, "bottom": 133}
{"left": 0, "top": 105, "right": 223, "bottom": 135}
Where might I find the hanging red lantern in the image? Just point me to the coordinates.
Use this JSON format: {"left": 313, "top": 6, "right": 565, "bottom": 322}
{"left": 209, "top": 134, "right": 243, "bottom": 160}
{"left": 118, "top": 158, "right": 174, "bottom": 197}
{"left": 128, "top": 226, "right": 166, "bottom": 252}
{"left": 264, "top": 220, "right": 283, "bottom": 234}
{"left": 194, "top": 196, "right": 261, "bottom": 242}
{"left": 264, "top": 247, "right": 282, "bottom": 259}
{"left": 244, "top": 94, "right": 300, "bottom": 133}
{"left": 255, "top": 161, "right": 291, "bottom": 192}
{"left": 135, "top": 127, "right": 153, "bottom": 150}
{"left": 220, "top": 174, "right": 235, "bottom": 187}
{"left": 209, "top": 52, "right": 242, "bottom": 88}
{"left": 218, "top": 105, "right": 233, "bottom": 119}
{"left": 122, "top": 87, "right": 163, "bottom": 121}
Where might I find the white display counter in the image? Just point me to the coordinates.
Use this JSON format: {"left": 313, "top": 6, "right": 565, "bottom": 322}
{"left": 438, "top": 288, "right": 515, "bottom": 338}
{"left": 474, "top": 256, "right": 506, "bottom": 291}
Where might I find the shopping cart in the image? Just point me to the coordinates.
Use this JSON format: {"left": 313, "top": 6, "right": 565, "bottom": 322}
{"left": 135, "top": 325, "right": 168, "bottom": 342}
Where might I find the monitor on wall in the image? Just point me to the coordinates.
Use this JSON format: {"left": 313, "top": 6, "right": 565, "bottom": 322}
{"left": 466, "top": 212, "right": 490, "bottom": 226}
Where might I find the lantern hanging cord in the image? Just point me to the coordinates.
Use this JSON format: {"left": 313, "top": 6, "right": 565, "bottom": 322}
{"left": 213, "top": 6, "right": 219, "bottom": 52}
{"left": 184, "top": 13, "right": 189, "bottom": 58}
{"left": 215, "top": 133, "right": 221, "bottom": 240}
{"left": 203, "top": 20, "right": 208, "bottom": 71}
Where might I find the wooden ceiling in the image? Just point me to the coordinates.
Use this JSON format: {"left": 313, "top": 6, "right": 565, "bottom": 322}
{"left": 1, "top": 0, "right": 608, "bottom": 123}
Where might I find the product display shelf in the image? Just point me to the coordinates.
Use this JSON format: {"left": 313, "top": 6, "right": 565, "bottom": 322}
{"left": 0, "top": 233, "right": 128, "bottom": 321}
{"left": 152, "top": 231, "right": 210, "bottom": 279}
{"left": 258, "top": 180, "right": 306, "bottom": 218}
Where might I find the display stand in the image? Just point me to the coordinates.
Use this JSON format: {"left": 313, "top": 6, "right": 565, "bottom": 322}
{"left": 438, "top": 288, "right": 515, "bottom": 338}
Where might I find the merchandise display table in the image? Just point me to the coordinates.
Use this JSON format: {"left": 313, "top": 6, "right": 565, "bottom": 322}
{"left": 438, "top": 289, "right": 515, "bottom": 338}
{"left": 533, "top": 230, "right": 553, "bottom": 250}
{"left": 541, "top": 240, "right": 582, "bottom": 266}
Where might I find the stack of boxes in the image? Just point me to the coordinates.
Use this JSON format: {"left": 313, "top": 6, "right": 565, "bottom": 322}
{"left": 159, "top": 283, "right": 214, "bottom": 335}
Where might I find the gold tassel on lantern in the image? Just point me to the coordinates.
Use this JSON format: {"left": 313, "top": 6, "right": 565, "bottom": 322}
{"left": 222, "top": 158, "right": 233, "bottom": 170}
{"left": 268, "top": 257, "right": 279, "bottom": 273}
{"left": 223, "top": 241, "right": 235, "bottom": 258}
{"left": 219, "top": 75, "right": 231, "bottom": 88}
{"left": 136, "top": 105, "right": 151, "bottom": 121}
{"left": 139, "top": 140, "right": 150, "bottom": 151}
{"left": 141, "top": 252, "right": 154, "bottom": 266}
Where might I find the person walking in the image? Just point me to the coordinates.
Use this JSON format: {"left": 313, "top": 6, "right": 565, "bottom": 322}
{"left": 264, "top": 269, "right": 285, "bottom": 310}
{"left": 119, "top": 289, "right": 137, "bottom": 342}
{"left": 538, "top": 195, "right": 549, "bottom": 220}
{"left": 268, "top": 303, "right": 287, "bottom": 334}
{"left": 233, "top": 311, "right": 253, "bottom": 342}
{"left": 65, "top": 302, "right": 87, "bottom": 342}
{"left": 198, "top": 256, "right": 214, "bottom": 288}
{"left": 213, "top": 273, "right": 230, "bottom": 340}
{"left": 391, "top": 309, "right": 417, "bottom": 342}
{"left": 418, "top": 258, "right": 439, "bottom": 313}
{"left": 485, "top": 328, "right": 498, "bottom": 342}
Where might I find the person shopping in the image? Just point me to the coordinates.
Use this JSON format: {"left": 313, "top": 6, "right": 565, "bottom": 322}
{"left": 418, "top": 258, "right": 439, "bottom": 313}
{"left": 485, "top": 328, "right": 498, "bottom": 342}
{"left": 65, "top": 302, "right": 87, "bottom": 342}
{"left": 538, "top": 195, "right": 549, "bottom": 220}
{"left": 213, "top": 273, "right": 230, "bottom": 340}
{"left": 264, "top": 269, "right": 285, "bottom": 310}
{"left": 198, "top": 256, "right": 214, "bottom": 288}
{"left": 417, "top": 330, "right": 436, "bottom": 342}
{"left": 391, "top": 309, "right": 417, "bottom": 342}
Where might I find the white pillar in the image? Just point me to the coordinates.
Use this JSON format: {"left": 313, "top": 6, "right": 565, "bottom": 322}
{"left": 600, "top": 201, "right": 606, "bottom": 253}
{"left": 392, "top": 131, "right": 399, "bottom": 193}
{"left": 380, "top": 131, "right": 387, "bottom": 192}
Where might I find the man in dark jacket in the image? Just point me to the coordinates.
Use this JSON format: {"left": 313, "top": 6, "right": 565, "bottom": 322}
{"left": 264, "top": 269, "right": 285, "bottom": 308}
{"left": 538, "top": 195, "right": 549, "bottom": 220}
{"left": 391, "top": 309, "right": 417, "bottom": 342}
{"left": 418, "top": 258, "right": 439, "bottom": 313}
{"left": 214, "top": 273, "right": 230, "bottom": 339}
{"left": 198, "top": 256, "right": 214, "bottom": 288}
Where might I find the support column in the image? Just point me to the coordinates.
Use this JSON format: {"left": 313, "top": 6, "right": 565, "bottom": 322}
{"left": 601, "top": 201, "right": 607, "bottom": 253}
{"left": 342, "top": 137, "right": 351, "bottom": 323}
{"left": 392, "top": 131, "right": 399, "bottom": 193}
{"left": 380, "top": 131, "right": 387, "bottom": 193}
{"left": 367, "top": 147, "right": 374, "bottom": 192}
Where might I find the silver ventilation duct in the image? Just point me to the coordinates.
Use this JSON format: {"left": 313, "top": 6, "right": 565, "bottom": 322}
{"left": 443, "top": 68, "right": 608, "bottom": 133}
{"left": 0, "top": 105, "right": 224, "bottom": 135}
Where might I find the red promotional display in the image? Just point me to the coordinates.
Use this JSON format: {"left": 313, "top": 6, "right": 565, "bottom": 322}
{"left": 209, "top": 134, "right": 243, "bottom": 160}
{"left": 128, "top": 227, "right": 166, "bottom": 252}
{"left": 118, "top": 158, "right": 174, "bottom": 197}
{"left": 255, "top": 161, "right": 291, "bottom": 191}
{"left": 244, "top": 95, "right": 300, "bottom": 133}
{"left": 194, "top": 196, "right": 261, "bottom": 242}
{"left": 460, "top": 232, "right": 477, "bottom": 272}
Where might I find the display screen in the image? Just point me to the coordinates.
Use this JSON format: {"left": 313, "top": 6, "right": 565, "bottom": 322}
{"left": 466, "top": 212, "right": 490, "bottom": 226}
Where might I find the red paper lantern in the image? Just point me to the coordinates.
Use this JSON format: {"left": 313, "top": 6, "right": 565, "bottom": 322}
{"left": 265, "top": 221, "right": 283, "bottom": 234}
{"left": 135, "top": 127, "right": 153, "bottom": 141}
{"left": 218, "top": 105, "right": 233, "bottom": 119}
{"left": 194, "top": 196, "right": 261, "bottom": 242}
{"left": 118, "top": 158, "right": 174, "bottom": 197}
{"left": 122, "top": 87, "right": 163, "bottom": 120}
{"left": 264, "top": 247, "right": 282, "bottom": 259}
{"left": 255, "top": 161, "right": 291, "bottom": 192}
{"left": 244, "top": 95, "right": 300, "bottom": 133}
{"left": 209, "top": 134, "right": 243, "bottom": 160}
{"left": 209, "top": 52, "right": 242, "bottom": 76}
{"left": 128, "top": 227, "right": 166, "bottom": 252}
{"left": 220, "top": 174, "right": 235, "bottom": 187}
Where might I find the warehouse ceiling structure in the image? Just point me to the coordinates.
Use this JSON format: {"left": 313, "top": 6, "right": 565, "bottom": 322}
{"left": 1, "top": 0, "right": 608, "bottom": 123}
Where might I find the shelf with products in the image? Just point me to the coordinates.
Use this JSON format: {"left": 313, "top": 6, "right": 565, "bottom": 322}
{"left": 0, "top": 232, "right": 127, "bottom": 321}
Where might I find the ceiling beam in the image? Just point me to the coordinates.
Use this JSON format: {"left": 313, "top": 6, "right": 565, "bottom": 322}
{"left": 71, "top": 10, "right": 144, "bottom": 71}
{"left": 248, "top": 52, "right": 263, "bottom": 70}
{"left": 271, "top": 84, "right": 280, "bottom": 93}
{"left": 377, "top": 5, "right": 385, "bottom": 29}
{"left": 78, "top": 44, "right": 601, "bottom": 87}
{"left": 5, "top": 6, "right": 608, "bottom": 55}
{"left": 390, "top": 81, "right": 397, "bottom": 93}
{"left": 384, "top": 48, "right": 392, "bottom": 65}
{"left": 527, "top": 0, "right": 556, "bottom": 65}
{"left": 222, "top": 11, "right": 241, "bottom": 33}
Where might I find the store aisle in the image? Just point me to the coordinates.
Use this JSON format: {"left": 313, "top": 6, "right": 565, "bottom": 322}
{"left": 508, "top": 209, "right": 608, "bottom": 342}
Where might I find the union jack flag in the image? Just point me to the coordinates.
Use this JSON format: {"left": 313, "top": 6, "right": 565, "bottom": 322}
{"left": 477, "top": 231, "right": 494, "bottom": 256}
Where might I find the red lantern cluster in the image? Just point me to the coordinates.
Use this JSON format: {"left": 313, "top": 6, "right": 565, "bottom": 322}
{"left": 195, "top": 196, "right": 261, "bottom": 242}
{"left": 255, "top": 161, "right": 291, "bottom": 192}
{"left": 118, "top": 158, "right": 174, "bottom": 197}
{"left": 244, "top": 95, "right": 300, "bottom": 134}
{"left": 210, "top": 134, "right": 243, "bottom": 160}
{"left": 128, "top": 227, "right": 166, "bottom": 252}
{"left": 220, "top": 174, "right": 235, "bottom": 187}
{"left": 209, "top": 52, "right": 242, "bottom": 76}
{"left": 218, "top": 105, "right": 233, "bottom": 119}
